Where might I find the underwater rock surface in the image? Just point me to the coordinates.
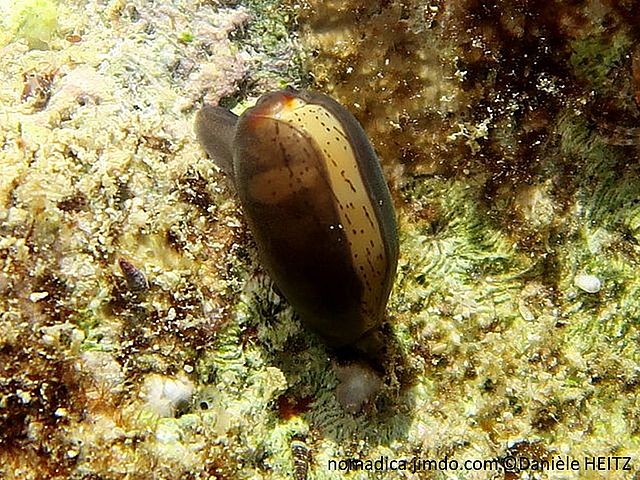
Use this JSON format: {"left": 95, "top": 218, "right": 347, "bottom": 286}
{"left": 1, "top": 0, "right": 639, "bottom": 479}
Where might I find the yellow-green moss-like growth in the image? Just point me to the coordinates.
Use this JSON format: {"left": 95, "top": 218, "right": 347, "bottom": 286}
{"left": 3, "top": 0, "right": 59, "bottom": 49}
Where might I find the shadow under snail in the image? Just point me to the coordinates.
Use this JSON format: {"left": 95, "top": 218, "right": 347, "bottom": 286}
{"left": 195, "top": 89, "right": 398, "bottom": 351}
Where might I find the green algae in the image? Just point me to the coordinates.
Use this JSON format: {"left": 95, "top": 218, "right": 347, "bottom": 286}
{"left": 2, "top": 0, "right": 59, "bottom": 49}
{"left": 570, "top": 31, "right": 632, "bottom": 91}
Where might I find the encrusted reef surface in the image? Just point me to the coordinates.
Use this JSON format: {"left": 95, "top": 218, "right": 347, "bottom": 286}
{"left": 1, "top": 0, "right": 639, "bottom": 479}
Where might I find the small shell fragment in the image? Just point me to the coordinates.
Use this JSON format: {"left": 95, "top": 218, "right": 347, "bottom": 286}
{"left": 118, "top": 258, "right": 149, "bottom": 291}
{"left": 574, "top": 274, "right": 602, "bottom": 294}
{"left": 290, "top": 439, "right": 311, "bottom": 480}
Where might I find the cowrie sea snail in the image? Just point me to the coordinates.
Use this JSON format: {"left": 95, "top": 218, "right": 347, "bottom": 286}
{"left": 195, "top": 89, "right": 398, "bottom": 348}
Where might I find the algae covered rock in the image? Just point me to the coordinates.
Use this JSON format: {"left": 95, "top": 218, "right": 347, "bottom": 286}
{"left": 2, "top": 0, "right": 640, "bottom": 478}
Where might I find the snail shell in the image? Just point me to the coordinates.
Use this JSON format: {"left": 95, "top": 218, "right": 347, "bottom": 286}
{"left": 195, "top": 89, "right": 398, "bottom": 347}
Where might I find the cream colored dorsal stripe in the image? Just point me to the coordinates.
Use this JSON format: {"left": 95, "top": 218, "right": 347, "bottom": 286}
{"left": 278, "top": 100, "right": 386, "bottom": 323}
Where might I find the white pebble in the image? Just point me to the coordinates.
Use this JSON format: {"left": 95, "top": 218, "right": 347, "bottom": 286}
{"left": 143, "top": 374, "right": 194, "bottom": 417}
{"left": 335, "top": 363, "right": 382, "bottom": 414}
{"left": 29, "top": 291, "right": 49, "bottom": 302}
{"left": 574, "top": 274, "right": 602, "bottom": 294}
